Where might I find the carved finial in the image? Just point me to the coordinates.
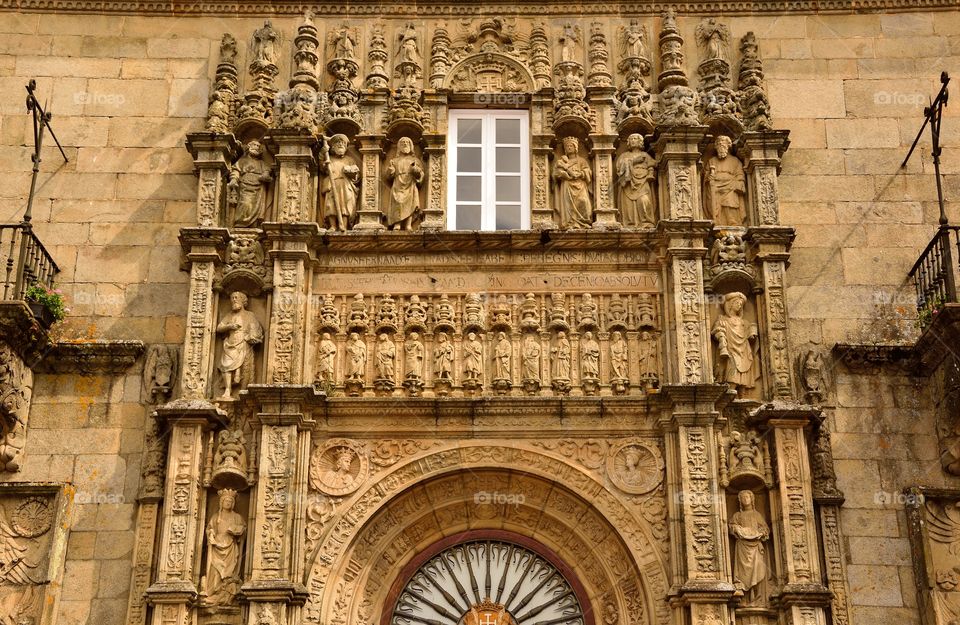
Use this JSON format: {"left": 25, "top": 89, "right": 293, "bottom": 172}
{"left": 737, "top": 32, "right": 772, "bottom": 130}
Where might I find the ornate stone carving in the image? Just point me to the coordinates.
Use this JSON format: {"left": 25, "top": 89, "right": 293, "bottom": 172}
{"left": 529, "top": 22, "right": 552, "bottom": 90}
{"left": 587, "top": 22, "right": 612, "bottom": 88}
{"left": 324, "top": 24, "right": 363, "bottom": 132}
{"left": 810, "top": 417, "right": 843, "bottom": 501}
{"left": 551, "top": 330, "right": 572, "bottom": 394}
{"left": 384, "top": 137, "right": 424, "bottom": 230}
{"left": 553, "top": 137, "right": 593, "bottom": 229}
{"left": 402, "top": 331, "right": 425, "bottom": 396}
{"left": 216, "top": 291, "right": 264, "bottom": 399}
{"left": 206, "top": 34, "right": 239, "bottom": 134}
{"left": 520, "top": 333, "right": 542, "bottom": 394}
{"left": 374, "top": 333, "right": 397, "bottom": 393}
{"left": 553, "top": 60, "right": 591, "bottom": 135}
{"left": 695, "top": 18, "right": 740, "bottom": 127}
{"left": 0, "top": 344, "right": 31, "bottom": 472}
{"left": 0, "top": 494, "right": 57, "bottom": 623}
{"left": 319, "top": 134, "right": 361, "bottom": 231}
{"left": 345, "top": 332, "right": 367, "bottom": 394}
{"left": 703, "top": 136, "right": 747, "bottom": 226}
{"left": 237, "top": 20, "right": 281, "bottom": 133}
{"left": 711, "top": 291, "right": 759, "bottom": 396}
{"left": 615, "top": 20, "right": 653, "bottom": 133}
{"left": 720, "top": 429, "right": 769, "bottom": 488}
{"left": 580, "top": 330, "right": 601, "bottom": 394}
{"left": 227, "top": 140, "right": 272, "bottom": 228}
{"left": 492, "top": 331, "right": 512, "bottom": 393}
{"left": 798, "top": 347, "right": 828, "bottom": 404}
{"left": 224, "top": 232, "right": 268, "bottom": 287}
{"left": 310, "top": 439, "right": 369, "bottom": 496}
{"left": 615, "top": 133, "right": 657, "bottom": 228}
{"left": 212, "top": 428, "right": 249, "bottom": 490}
{"left": 277, "top": 13, "right": 321, "bottom": 133}
{"left": 366, "top": 23, "right": 390, "bottom": 89}
{"left": 657, "top": 10, "right": 698, "bottom": 126}
{"left": 200, "top": 488, "right": 246, "bottom": 606}
{"left": 607, "top": 441, "right": 663, "bottom": 494}
{"left": 737, "top": 32, "right": 773, "bottom": 132}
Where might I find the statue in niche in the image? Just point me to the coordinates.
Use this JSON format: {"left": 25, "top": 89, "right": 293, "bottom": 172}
{"left": 376, "top": 333, "right": 396, "bottom": 380}
{"left": 202, "top": 488, "right": 246, "bottom": 606}
{"left": 522, "top": 335, "right": 541, "bottom": 382}
{"left": 703, "top": 135, "right": 747, "bottom": 226}
{"left": 559, "top": 24, "right": 580, "bottom": 63}
{"left": 615, "top": 133, "right": 657, "bottom": 228}
{"left": 610, "top": 331, "right": 628, "bottom": 380}
{"left": 405, "top": 332, "right": 424, "bottom": 380}
{"left": 712, "top": 292, "right": 759, "bottom": 394}
{"left": 345, "top": 332, "right": 366, "bottom": 382}
{"left": 252, "top": 20, "right": 280, "bottom": 65}
{"left": 696, "top": 18, "right": 729, "bottom": 62}
{"left": 217, "top": 292, "right": 264, "bottom": 399}
{"left": 434, "top": 332, "right": 454, "bottom": 380}
{"left": 552, "top": 331, "right": 572, "bottom": 381}
{"left": 580, "top": 331, "right": 600, "bottom": 379}
{"left": 397, "top": 24, "right": 421, "bottom": 65}
{"left": 320, "top": 134, "right": 360, "bottom": 232}
{"left": 729, "top": 490, "right": 769, "bottom": 607}
{"left": 316, "top": 332, "right": 337, "bottom": 385}
{"left": 638, "top": 330, "right": 658, "bottom": 389}
{"left": 463, "top": 332, "right": 483, "bottom": 381}
{"left": 621, "top": 19, "right": 649, "bottom": 59}
{"left": 332, "top": 25, "right": 356, "bottom": 60}
{"left": 553, "top": 137, "right": 593, "bottom": 229}
{"left": 228, "top": 140, "right": 272, "bottom": 228}
{"left": 385, "top": 137, "right": 424, "bottom": 230}
{"left": 493, "top": 332, "right": 511, "bottom": 380}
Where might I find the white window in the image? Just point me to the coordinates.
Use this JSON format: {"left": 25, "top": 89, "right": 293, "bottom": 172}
{"left": 447, "top": 110, "right": 530, "bottom": 231}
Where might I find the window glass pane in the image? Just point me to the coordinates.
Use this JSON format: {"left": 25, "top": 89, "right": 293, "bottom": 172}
{"left": 456, "top": 176, "right": 482, "bottom": 202}
{"left": 496, "top": 147, "right": 520, "bottom": 173}
{"left": 457, "top": 204, "right": 482, "bottom": 230}
{"left": 495, "top": 118, "right": 521, "bottom": 144}
{"left": 496, "top": 204, "right": 522, "bottom": 230}
{"left": 458, "top": 147, "right": 482, "bottom": 172}
{"left": 496, "top": 176, "right": 520, "bottom": 203}
{"left": 457, "top": 118, "right": 483, "bottom": 144}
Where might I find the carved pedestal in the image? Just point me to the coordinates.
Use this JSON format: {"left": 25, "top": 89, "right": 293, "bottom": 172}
{"left": 740, "top": 131, "right": 789, "bottom": 227}
{"left": 266, "top": 131, "right": 318, "bottom": 224}
{"left": 356, "top": 134, "right": 387, "bottom": 230}
{"left": 186, "top": 133, "right": 240, "bottom": 228}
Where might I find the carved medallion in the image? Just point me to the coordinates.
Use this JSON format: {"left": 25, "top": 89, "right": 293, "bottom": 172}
{"left": 309, "top": 439, "right": 368, "bottom": 496}
{"left": 12, "top": 496, "right": 52, "bottom": 538}
{"left": 607, "top": 441, "right": 663, "bottom": 494}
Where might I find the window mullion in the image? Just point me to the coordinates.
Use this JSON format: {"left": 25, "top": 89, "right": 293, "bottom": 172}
{"left": 483, "top": 115, "right": 495, "bottom": 231}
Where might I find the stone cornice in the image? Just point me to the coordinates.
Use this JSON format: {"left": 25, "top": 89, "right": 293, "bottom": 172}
{"left": 33, "top": 340, "right": 145, "bottom": 375}
{"left": 2, "top": 0, "right": 955, "bottom": 16}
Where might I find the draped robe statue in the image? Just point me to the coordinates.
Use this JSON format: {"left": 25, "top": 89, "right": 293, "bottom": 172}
{"left": 464, "top": 333, "right": 483, "bottom": 381}
{"left": 615, "top": 134, "right": 657, "bottom": 227}
{"left": 217, "top": 291, "right": 263, "bottom": 399}
{"left": 553, "top": 138, "right": 593, "bottom": 229}
{"left": 385, "top": 137, "right": 424, "bottom": 230}
{"left": 203, "top": 489, "right": 246, "bottom": 605}
{"left": 229, "top": 140, "right": 272, "bottom": 228}
{"left": 320, "top": 134, "right": 360, "bottom": 231}
{"left": 730, "top": 490, "right": 769, "bottom": 606}
{"left": 703, "top": 135, "right": 747, "bottom": 225}
{"left": 712, "top": 292, "right": 759, "bottom": 393}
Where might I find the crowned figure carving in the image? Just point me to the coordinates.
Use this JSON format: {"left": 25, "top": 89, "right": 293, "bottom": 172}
{"left": 201, "top": 488, "right": 246, "bottom": 606}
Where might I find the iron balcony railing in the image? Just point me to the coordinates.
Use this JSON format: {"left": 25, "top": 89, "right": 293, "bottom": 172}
{"left": 909, "top": 225, "right": 960, "bottom": 328}
{"left": 0, "top": 223, "right": 59, "bottom": 301}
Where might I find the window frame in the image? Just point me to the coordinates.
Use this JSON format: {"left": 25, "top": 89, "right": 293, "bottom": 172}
{"left": 446, "top": 109, "right": 531, "bottom": 231}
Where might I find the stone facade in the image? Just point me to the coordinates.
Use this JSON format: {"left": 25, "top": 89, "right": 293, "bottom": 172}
{"left": 0, "top": 4, "right": 958, "bottom": 625}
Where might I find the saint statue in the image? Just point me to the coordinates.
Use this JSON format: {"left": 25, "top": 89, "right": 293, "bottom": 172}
{"left": 385, "top": 137, "right": 424, "bottom": 230}
{"left": 580, "top": 331, "right": 600, "bottom": 379}
{"left": 376, "top": 333, "right": 396, "bottom": 380}
{"left": 202, "top": 489, "right": 246, "bottom": 606}
{"left": 610, "top": 331, "right": 628, "bottom": 380}
{"left": 463, "top": 332, "right": 483, "bottom": 381}
{"left": 405, "top": 332, "right": 424, "bottom": 380}
{"left": 434, "top": 332, "right": 454, "bottom": 380}
{"left": 622, "top": 20, "right": 648, "bottom": 59}
{"left": 346, "top": 332, "right": 366, "bottom": 381}
{"left": 217, "top": 291, "right": 264, "bottom": 399}
{"left": 730, "top": 490, "right": 770, "bottom": 606}
{"left": 252, "top": 20, "right": 280, "bottom": 65}
{"left": 712, "top": 292, "right": 759, "bottom": 393}
{"left": 553, "top": 137, "right": 593, "bottom": 229}
{"left": 316, "top": 332, "right": 336, "bottom": 384}
{"left": 638, "top": 330, "right": 658, "bottom": 384}
{"left": 522, "top": 334, "right": 541, "bottom": 381}
{"left": 703, "top": 135, "right": 747, "bottom": 226}
{"left": 320, "top": 134, "right": 360, "bottom": 232}
{"left": 333, "top": 26, "right": 356, "bottom": 59}
{"left": 397, "top": 24, "right": 421, "bottom": 65}
{"left": 615, "top": 133, "right": 657, "bottom": 227}
{"left": 228, "top": 140, "right": 272, "bottom": 228}
{"left": 493, "top": 332, "right": 511, "bottom": 380}
{"left": 552, "top": 331, "right": 572, "bottom": 380}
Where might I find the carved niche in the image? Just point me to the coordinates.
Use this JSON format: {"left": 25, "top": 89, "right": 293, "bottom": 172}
{"left": 441, "top": 19, "right": 536, "bottom": 94}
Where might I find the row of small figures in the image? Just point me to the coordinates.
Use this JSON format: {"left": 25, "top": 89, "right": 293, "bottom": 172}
{"left": 314, "top": 329, "right": 660, "bottom": 397}
{"left": 316, "top": 291, "right": 659, "bottom": 335}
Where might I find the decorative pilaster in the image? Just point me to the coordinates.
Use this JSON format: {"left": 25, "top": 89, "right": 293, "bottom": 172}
{"left": 186, "top": 134, "right": 240, "bottom": 228}
{"left": 146, "top": 401, "right": 226, "bottom": 625}
{"left": 422, "top": 132, "right": 446, "bottom": 230}
{"left": 241, "top": 386, "right": 316, "bottom": 625}
{"left": 531, "top": 92, "right": 555, "bottom": 229}
{"left": 590, "top": 135, "right": 618, "bottom": 228}
{"left": 355, "top": 132, "right": 387, "bottom": 230}
{"left": 266, "top": 130, "right": 318, "bottom": 224}
{"left": 741, "top": 130, "right": 789, "bottom": 227}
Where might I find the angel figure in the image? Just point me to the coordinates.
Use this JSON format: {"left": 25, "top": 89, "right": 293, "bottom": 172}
{"left": 331, "top": 25, "right": 356, "bottom": 60}
{"left": 620, "top": 20, "right": 649, "bottom": 59}
{"left": 695, "top": 18, "right": 730, "bottom": 62}
{"left": 559, "top": 24, "right": 581, "bottom": 63}
{"left": 397, "top": 24, "right": 421, "bottom": 65}
{"left": 252, "top": 20, "right": 280, "bottom": 66}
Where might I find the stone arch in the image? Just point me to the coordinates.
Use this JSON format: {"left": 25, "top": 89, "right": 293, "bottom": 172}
{"left": 443, "top": 53, "right": 536, "bottom": 93}
{"left": 302, "top": 443, "right": 670, "bottom": 625}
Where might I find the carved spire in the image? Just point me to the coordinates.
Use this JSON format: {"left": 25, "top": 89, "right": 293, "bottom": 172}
{"left": 366, "top": 22, "right": 389, "bottom": 90}
{"left": 324, "top": 23, "right": 362, "bottom": 132}
{"left": 614, "top": 20, "right": 653, "bottom": 133}
{"left": 695, "top": 18, "right": 739, "bottom": 124}
{"left": 386, "top": 23, "right": 427, "bottom": 134}
{"left": 430, "top": 23, "right": 452, "bottom": 89}
{"left": 553, "top": 24, "right": 590, "bottom": 135}
{"left": 656, "top": 9, "right": 699, "bottom": 126}
{"left": 529, "top": 21, "right": 552, "bottom": 90}
{"left": 277, "top": 12, "right": 322, "bottom": 133}
{"left": 587, "top": 21, "right": 612, "bottom": 88}
{"left": 205, "top": 34, "right": 239, "bottom": 134}
{"left": 737, "top": 32, "right": 773, "bottom": 131}
{"left": 236, "top": 19, "right": 281, "bottom": 134}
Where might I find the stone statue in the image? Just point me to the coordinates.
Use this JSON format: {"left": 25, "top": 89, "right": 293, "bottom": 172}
{"left": 553, "top": 137, "right": 593, "bottom": 229}
{"left": 493, "top": 332, "right": 511, "bottom": 380}
{"left": 316, "top": 332, "right": 337, "bottom": 384}
{"left": 202, "top": 489, "right": 246, "bottom": 606}
{"left": 730, "top": 490, "right": 769, "bottom": 606}
{"left": 621, "top": 19, "right": 649, "bottom": 59}
{"left": 638, "top": 330, "right": 658, "bottom": 388}
{"left": 696, "top": 18, "right": 730, "bottom": 62}
{"left": 217, "top": 291, "right": 263, "bottom": 399}
{"left": 143, "top": 344, "right": 178, "bottom": 403}
{"left": 522, "top": 334, "right": 541, "bottom": 382}
{"left": 385, "top": 137, "right": 424, "bottom": 230}
{"left": 322, "top": 447, "right": 357, "bottom": 492}
{"left": 346, "top": 332, "right": 366, "bottom": 381}
{"left": 610, "top": 331, "right": 628, "bottom": 380}
{"left": 580, "top": 331, "right": 600, "bottom": 379}
{"left": 213, "top": 429, "right": 247, "bottom": 475}
{"left": 615, "top": 133, "right": 657, "bottom": 227}
{"left": 712, "top": 292, "right": 759, "bottom": 393}
{"left": 332, "top": 26, "right": 356, "bottom": 60}
{"left": 552, "top": 331, "right": 572, "bottom": 380}
{"left": 376, "top": 333, "right": 396, "bottom": 380}
{"left": 397, "top": 23, "right": 421, "bottom": 65}
{"left": 559, "top": 24, "right": 580, "bottom": 63}
{"left": 252, "top": 20, "right": 280, "bottom": 65}
{"left": 434, "top": 332, "right": 454, "bottom": 380}
{"left": 463, "top": 332, "right": 483, "bottom": 381}
{"left": 320, "top": 134, "right": 360, "bottom": 232}
{"left": 405, "top": 332, "right": 424, "bottom": 380}
{"left": 799, "top": 348, "right": 827, "bottom": 403}
{"left": 704, "top": 135, "right": 747, "bottom": 225}
{"left": 228, "top": 140, "right": 272, "bottom": 228}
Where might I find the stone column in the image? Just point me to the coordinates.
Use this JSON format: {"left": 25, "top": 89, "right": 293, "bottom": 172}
{"left": 659, "top": 386, "right": 735, "bottom": 624}
{"left": 740, "top": 130, "right": 789, "bottom": 227}
{"left": 530, "top": 91, "right": 555, "bottom": 229}
{"left": 241, "top": 386, "right": 316, "bottom": 625}
{"left": 355, "top": 134, "right": 387, "bottom": 230}
{"left": 186, "top": 133, "right": 239, "bottom": 228}
{"left": 145, "top": 402, "right": 225, "bottom": 625}
{"left": 421, "top": 133, "right": 446, "bottom": 230}
{"left": 266, "top": 130, "right": 318, "bottom": 224}
{"left": 587, "top": 79, "right": 618, "bottom": 229}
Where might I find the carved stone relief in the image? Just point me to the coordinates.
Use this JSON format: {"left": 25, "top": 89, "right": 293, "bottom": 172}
{"left": 216, "top": 291, "right": 264, "bottom": 399}
{"left": 711, "top": 291, "right": 760, "bottom": 398}
{"left": 0, "top": 343, "right": 32, "bottom": 473}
